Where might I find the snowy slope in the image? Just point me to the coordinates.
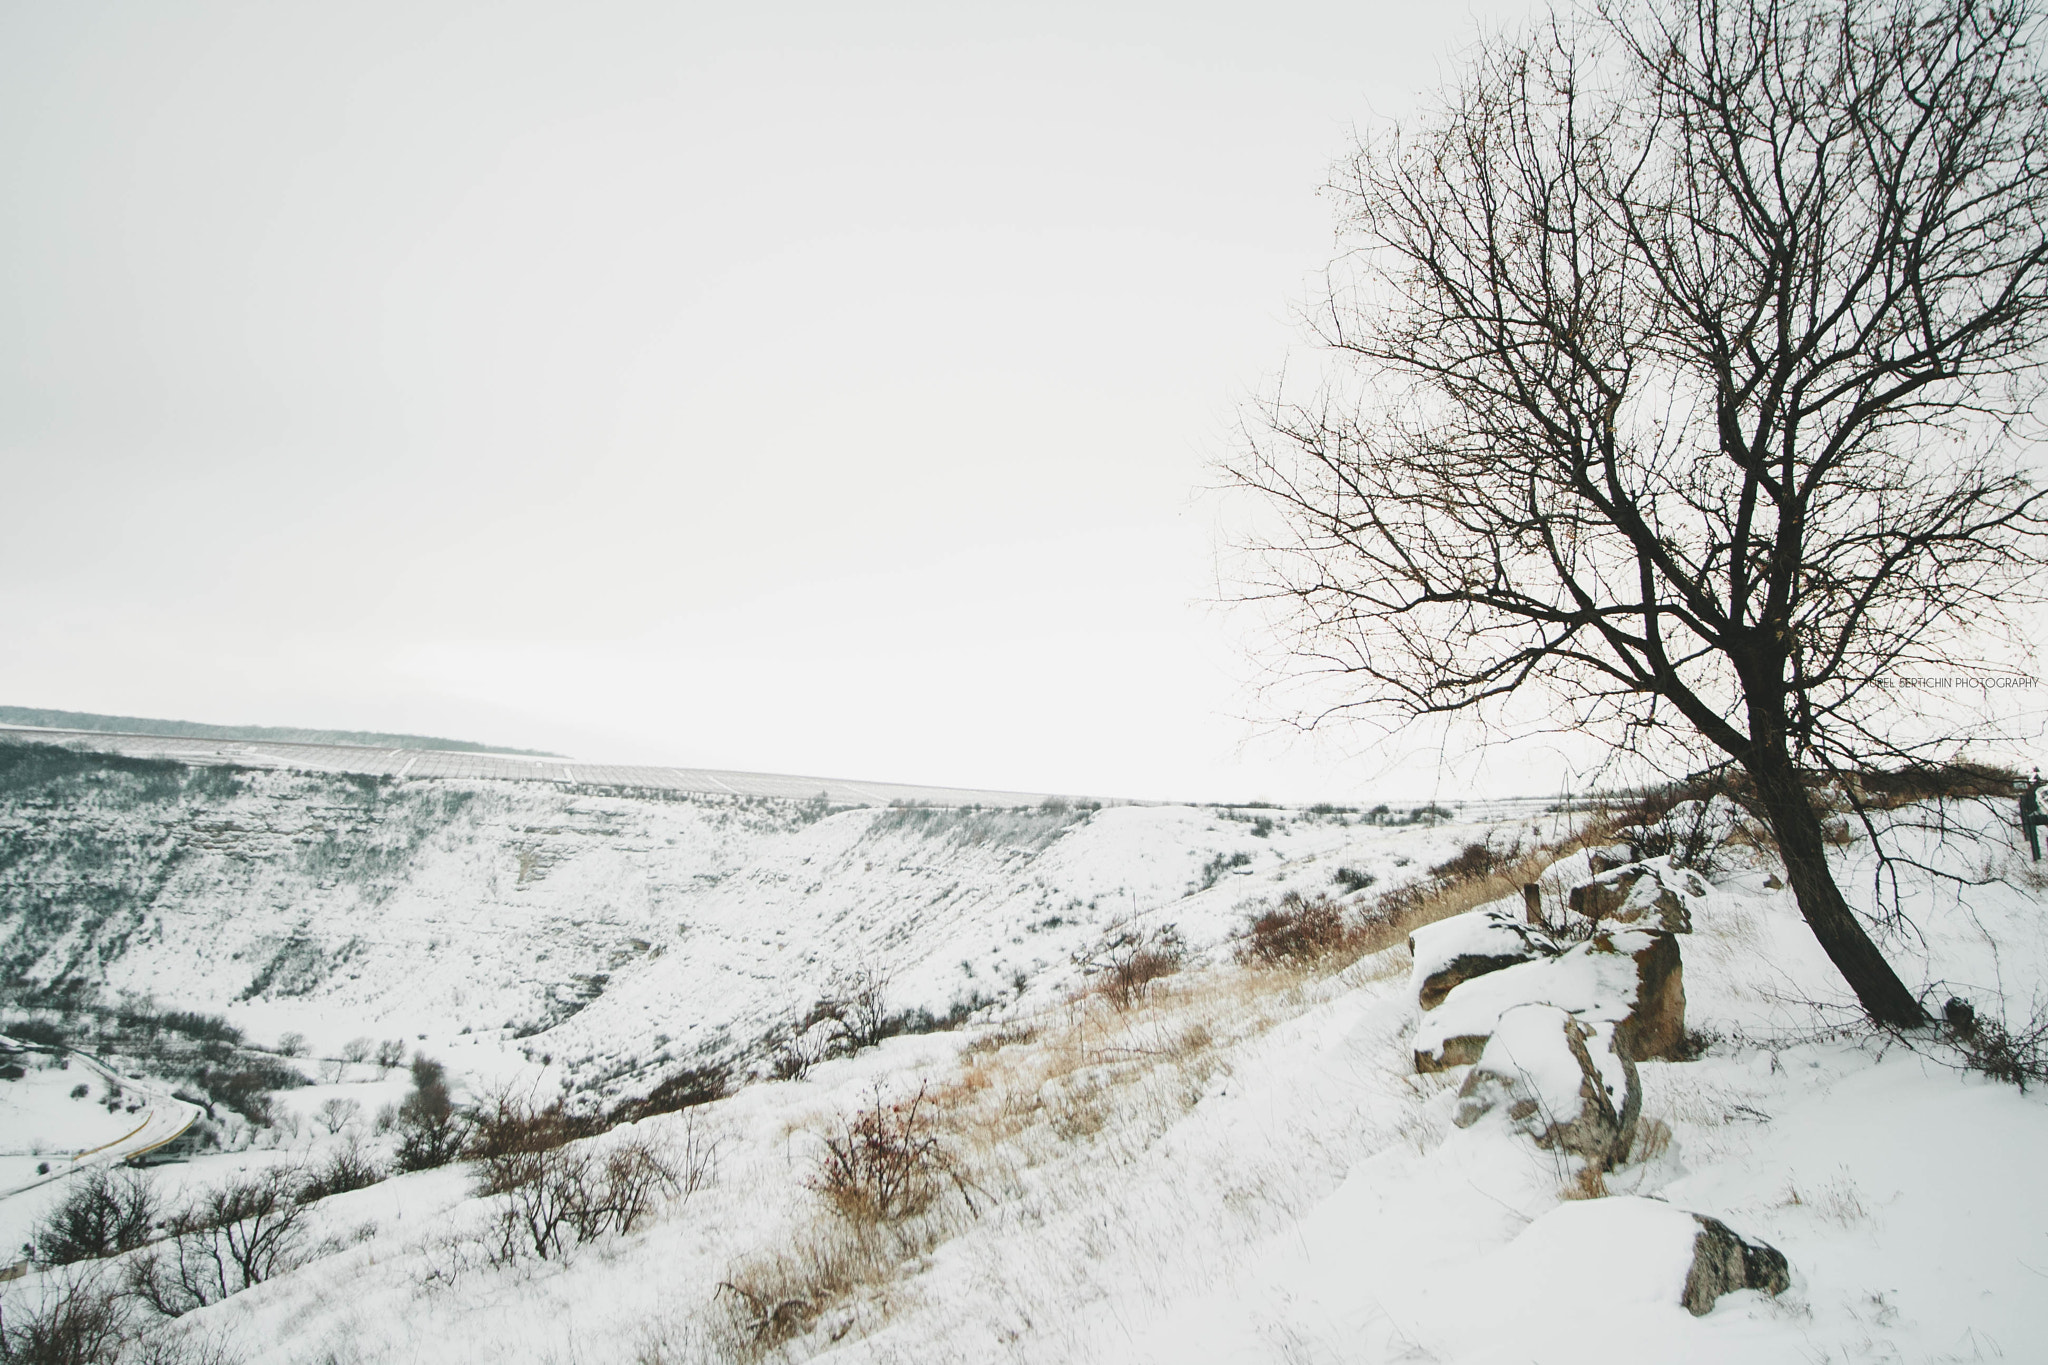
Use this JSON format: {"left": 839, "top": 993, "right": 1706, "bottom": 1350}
{"left": 5, "top": 754, "right": 2043, "bottom": 1364}
{"left": 0, "top": 741, "right": 1524, "bottom": 1096}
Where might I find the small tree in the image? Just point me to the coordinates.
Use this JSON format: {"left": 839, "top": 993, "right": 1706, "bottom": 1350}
{"left": 127, "top": 1169, "right": 307, "bottom": 1317}
{"left": 1235, "top": 0, "right": 2048, "bottom": 1026}
{"left": 31, "top": 1167, "right": 157, "bottom": 1266}
{"left": 393, "top": 1056, "right": 467, "bottom": 1172}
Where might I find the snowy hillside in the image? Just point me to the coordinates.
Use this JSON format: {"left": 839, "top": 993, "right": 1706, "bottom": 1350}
{"left": 3, "top": 740, "right": 2045, "bottom": 1364}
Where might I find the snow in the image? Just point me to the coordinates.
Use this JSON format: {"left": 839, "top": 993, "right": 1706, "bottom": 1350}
{"left": 1413, "top": 930, "right": 1657, "bottom": 1066}
{"left": 3, "top": 770, "right": 2046, "bottom": 1363}
{"left": 1459, "top": 1002, "right": 1613, "bottom": 1131}
{"left": 1405, "top": 902, "right": 1542, "bottom": 1000}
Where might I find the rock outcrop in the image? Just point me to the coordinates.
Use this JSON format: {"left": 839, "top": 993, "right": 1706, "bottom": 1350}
{"left": 1452, "top": 1003, "right": 1640, "bottom": 1168}
{"left": 1413, "top": 927, "right": 1685, "bottom": 1072}
{"left": 1408, "top": 907, "right": 1557, "bottom": 1012}
{"left": 1682, "top": 1214, "right": 1792, "bottom": 1315}
{"left": 1567, "top": 859, "right": 1707, "bottom": 934}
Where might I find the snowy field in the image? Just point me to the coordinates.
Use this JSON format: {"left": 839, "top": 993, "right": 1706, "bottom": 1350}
{"left": 3, "top": 752, "right": 2044, "bottom": 1363}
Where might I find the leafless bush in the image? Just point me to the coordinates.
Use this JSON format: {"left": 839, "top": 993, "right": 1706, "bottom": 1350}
{"left": 393, "top": 1056, "right": 466, "bottom": 1171}
{"left": 31, "top": 1169, "right": 157, "bottom": 1267}
{"left": 338, "top": 1038, "right": 372, "bottom": 1065}
{"left": 803, "top": 967, "right": 894, "bottom": 1052}
{"left": 1943, "top": 996, "right": 2048, "bottom": 1092}
{"left": 0, "top": 1268, "right": 128, "bottom": 1365}
{"left": 611, "top": 1064, "right": 729, "bottom": 1124}
{"left": 485, "top": 1127, "right": 707, "bottom": 1263}
{"left": 1429, "top": 838, "right": 1520, "bottom": 883}
{"left": 1073, "top": 923, "right": 1186, "bottom": 1010}
{"left": 465, "top": 1089, "right": 594, "bottom": 1178}
{"left": 1235, "top": 892, "right": 1351, "bottom": 968}
{"left": 126, "top": 1168, "right": 308, "bottom": 1317}
{"left": 313, "top": 1099, "right": 359, "bottom": 1136}
{"left": 296, "top": 1141, "right": 384, "bottom": 1203}
{"left": 809, "top": 1085, "right": 978, "bottom": 1227}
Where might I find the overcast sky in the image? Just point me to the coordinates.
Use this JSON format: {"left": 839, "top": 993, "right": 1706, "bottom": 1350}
{"left": 0, "top": 0, "right": 1580, "bottom": 803}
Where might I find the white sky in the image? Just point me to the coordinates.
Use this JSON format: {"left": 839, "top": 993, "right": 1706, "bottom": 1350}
{"left": 0, "top": 0, "right": 1595, "bottom": 803}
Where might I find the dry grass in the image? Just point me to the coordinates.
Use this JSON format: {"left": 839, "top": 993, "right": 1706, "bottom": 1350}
{"left": 696, "top": 815, "right": 1626, "bottom": 1360}
{"left": 1559, "top": 1164, "right": 1610, "bottom": 1200}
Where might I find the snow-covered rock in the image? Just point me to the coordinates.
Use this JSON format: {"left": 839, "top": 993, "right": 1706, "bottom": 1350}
{"left": 1569, "top": 858, "right": 1709, "bottom": 933}
{"left": 1407, "top": 904, "right": 1556, "bottom": 1011}
{"left": 1683, "top": 1212, "right": 1792, "bottom": 1316}
{"left": 1452, "top": 1003, "right": 1640, "bottom": 1167}
{"left": 1414, "top": 928, "right": 1685, "bottom": 1071}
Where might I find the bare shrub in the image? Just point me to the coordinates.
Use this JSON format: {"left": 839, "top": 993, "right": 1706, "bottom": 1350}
{"left": 393, "top": 1056, "right": 466, "bottom": 1172}
{"left": 338, "top": 1038, "right": 372, "bottom": 1065}
{"left": 613, "top": 1064, "right": 729, "bottom": 1124}
{"left": 485, "top": 1127, "right": 706, "bottom": 1263}
{"left": 127, "top": 1169, "right": 308, "bottom": 1317}
{"left": 465, "top": 1089, "right": 594, "bottom": 1178}
{"left": 313, "top": 1098, "right": 359, "bottom": 1136}
{"left": 1073, "top": 924, "right": 1186, "bottom": 1010}
{"left": 297, "top": 1141, "right": 384, "bottom": 1203}
{"left": 0, "top": 1268, "right": 128, "bottom": 1365}
{"left": 1943, "top": 996, "right": 2048, "bottom": 1092}
{"left": 120, "top": 1326, "right": 244, "bottom": 1365}
{"left": 1429, "top": 838, "right": 1520, "bottom": 883}
{"left": 1235, "top": 892, "right": 1350, "bottom": 968}
{"left": 372, "top": 1039, "right": 405, "bottom": 1074}
{"left": 809, "top": 1085, "right": 978, "bottom": 1226}
{"left": 31, "top": 1168, "right": 157, "bottom": 1266}
{"left": 1332, "top": 865, "right": 1376, "bottom": 894}
{"left": 803, "top": 967, "right": 894, "bottom": 1053}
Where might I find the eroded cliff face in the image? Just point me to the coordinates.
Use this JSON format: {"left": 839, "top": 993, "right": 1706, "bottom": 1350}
{"left": 0, "top": 739, "right": 1455, "bottom": 1105}
{"left": 0, "top": 741, "right": 836, "bottom": 1039}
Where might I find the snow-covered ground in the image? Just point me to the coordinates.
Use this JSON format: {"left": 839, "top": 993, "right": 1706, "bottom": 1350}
{"left": 3, "top": 754, "right": 2045, "bottom": 1363}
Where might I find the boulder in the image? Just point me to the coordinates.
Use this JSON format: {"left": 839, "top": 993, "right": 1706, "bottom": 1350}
{"left": 1567, "top": 859, "right": 1707, "bottom": 934}
{"left": 1414, "top": 928, "right": 1685, "bottom": 1072}
{"left": 1452, "top": 1004, "right": 1640, "bottom": 1168}
{"left": 1682, "top": 1214, "right": 1792, "bottom": 1315}
{"left": 1479, "top": 1198, "right": 1791, "bottom": 1330}
{"left": 1408, "top": 906, "right": 1557, "bottom": 1012}
{"left": 1585, "top": 843, "right": 1636, "bottom": 876}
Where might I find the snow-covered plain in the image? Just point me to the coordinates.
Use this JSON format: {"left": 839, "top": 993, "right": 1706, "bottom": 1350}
{"left": 4, "top": 747, "right": 2046, "bottom": 1363}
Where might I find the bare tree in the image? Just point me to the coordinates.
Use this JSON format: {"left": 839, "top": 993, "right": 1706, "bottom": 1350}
{"left": 1234, "top": 0, "right": 2048, "bottom": 1026}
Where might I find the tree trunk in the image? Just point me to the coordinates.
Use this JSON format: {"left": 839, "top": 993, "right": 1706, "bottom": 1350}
{"left": 1740, "top": 743, "right": 1927, "bottom": 1028}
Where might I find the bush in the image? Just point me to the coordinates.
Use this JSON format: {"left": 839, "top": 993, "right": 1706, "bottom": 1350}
{"left": 297, "top": 1142, "right": 384, "bottom": 1202}
{"left": 1193, "top": 851, "right": 1252, "bottom": 892}
{"left": 31, "top": 1168, "right": 157, "bottom": 1267}
{"left": 127, "top": 1169, "right": 307, "bottom": 1318}
{"left": 1946, "top": 997, "right": 2048, "bottom": 1092}
{"left": 486, "top": 1131, "right": 702, "bottom": 1262}
{"left": 1429, "top": 840, "right": 1516, "bottom": 882}
{"left": 0, "top": 1269, "right": 128, "bottom": 1365}
{"left": 393, "top": 1057, "right": 467, "bottom": 1172}
{"left": 1073, "top": 924, "right": 1186, "bottom": 1010}
{"left": 1236, "top": 893, "right": 1351, "bottom": 968}
{"left": 1332, "top": 866, "right": 1376, "bottom": 894}
{"left": 6, "top": 1020, "right": 66, "bottom": 1049}
{"left": 802, "top": 968, "right": 894, "bottom": 1052}
{"left": 612, "top": 1064, "right": 729, "bottom": 1124}
{"left": 466, "top": 1092, "right": 595, "bottom": 1184}
{"left": 809, "top": 1086, "right": 975, "bottom": 1227}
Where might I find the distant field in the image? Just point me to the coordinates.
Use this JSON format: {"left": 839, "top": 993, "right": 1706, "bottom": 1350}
{"left": 0, "top": 724, "right": 1072, "bottom": 808}
{"left": 0, "top": 705, "right": 557, "bottom": 755}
